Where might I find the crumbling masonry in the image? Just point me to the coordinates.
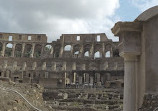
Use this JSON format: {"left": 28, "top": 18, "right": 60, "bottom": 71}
{"left": 0, "top": 32, "right": 124, "bottom": 88}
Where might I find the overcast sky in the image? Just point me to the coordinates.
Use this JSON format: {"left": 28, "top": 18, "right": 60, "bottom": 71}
{"left": 0, "top": 0, "right": 157, "bottom": 42}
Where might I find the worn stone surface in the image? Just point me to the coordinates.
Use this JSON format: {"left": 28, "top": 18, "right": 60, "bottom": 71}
{"left": 0, "top": 33, "right": 124, "bottom": 89}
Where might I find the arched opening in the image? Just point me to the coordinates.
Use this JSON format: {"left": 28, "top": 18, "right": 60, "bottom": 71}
{"left": 94, "top": 51, "right": 101, "bottom": 59}
{"left": 64, "top": 45, "right": 71, "bottom": 51}
{"left": 24, "top": 44, "right": 32, "bottom": 57}
{"left": 113, "top": 49, "right": 119, "bottom": 57}
{"left": 34, "top": 44, "right": 42, "bottom": 58}
{"left": 74, "top": 51, "right": 79, "bottom": 58}
{"left": 15, "top": 44, "right": 22, "bottom": 57}
{"left": 84, "top": 51, "right": 89, "bottom": 57}
{"left": 105, "top": 51, "right": 111, "bottom": 58}
{"left": 5, "top": 43, "right": 13, "bottom": 57}
{"left": 45, "top": 45, "right": 52, "bottom": 52}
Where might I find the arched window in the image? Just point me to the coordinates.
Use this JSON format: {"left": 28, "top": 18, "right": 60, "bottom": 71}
{"left": 5, "top": 43, "right": 13, "bottom": 57}
{"left": 64, "top": 45, "right": 71, "bottom": 51}
{"left": 105, "top": 51, "right": 111, "bottom": 58}
{"left": 34, "top": 44, "right": 42, "bottom": 58}
{"left": 15, "top": 44, "right": 22, "bottom": 57}
{"left": 45, "top": 45, "right": 52, "bottom": 51}
{"left": 84, "top": 51, "right": 89, "bottom": 57}
{"left": 94, "top": 51, "right": 101, "bottom": 59}
{"left": 24, "top": 44, "right": 32, "bottom": 57}
{"left": 74, "top": 51, "right": 79, "bottom": 58}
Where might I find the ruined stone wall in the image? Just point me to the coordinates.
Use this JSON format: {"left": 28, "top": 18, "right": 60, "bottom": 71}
{"left": 0, "top": 32, "right": 124, "bottom": 88}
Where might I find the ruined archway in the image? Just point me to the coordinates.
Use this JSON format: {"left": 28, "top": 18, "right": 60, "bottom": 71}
{"left": 24, "top": 44, "right": 32, "bottom": 57}
{"left": 5, "top": 43, "right": 13, "bottom": 57}
{"left": 34, "top": 44, "right": 42, "bottom": 58}
{"left": 15, "top": 44, "right": 22, "bottom": 57}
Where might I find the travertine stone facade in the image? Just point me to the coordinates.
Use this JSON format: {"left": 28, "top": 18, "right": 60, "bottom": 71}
{"left": 0, "top": 32, "right": 124, "bottom": 88}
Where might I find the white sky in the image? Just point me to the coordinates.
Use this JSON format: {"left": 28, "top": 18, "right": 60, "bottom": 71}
{"left": 0, "top": 0, "right": 157, "bottom": 42}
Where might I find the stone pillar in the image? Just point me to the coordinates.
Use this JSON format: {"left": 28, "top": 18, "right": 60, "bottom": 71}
{"left": 72, "top": 62, "right": 76, "bottom": 70}
{"left": 112, "top": 22, "right": 142, "bottom": 111}
{"left": 79, "top": 45, "right": 84, "bottom": 58}
{"left": 102, "top": 43, "right": 105, "bottom": 58}
{"left": 22, "top": 62, "right": 27, "bottom": 71}
{"left": 21, "top": 43, "right": 25, "bottom": 57}
{"left": 30, "top": 43, "right": 35, "bottom": 58}
{"left": 42, "top": 62, "right": 46, "bottom": 70}
{"left": 62, "top": 62, "right": 66, "bottom": 71}
{"left": 32, "top": 62, "right": 37, "bottom": 70}
{"left": 90, "top": 43, "right": 94, "bottom": 58}
{"left": 79, "top": 76, "right": 83, "bottom": 85}
{"left": 11, "top": 43, "right": 16, "bottom": 57}
{"left": 40, "top": 44, "right": 44, "bottom": 57}
{"left": 73, "top": 72, "right": 76, "bottom": 84}
{"left": 71, "top": 45, "right": 74, "bottom": 56}
{"left": 123, "top": 54, "right": 138, "bottom": 111}
{"left": 59, "top": 46, "right": 64, "bottom": 57}
{"left": 50, "top": 46, "right": 54, "bottom": 55}
{"left": 1, "top": 42, "right": 6, "bottom": 57}
{"left": 51, "top": 62, "right": 56, "bottom": 71}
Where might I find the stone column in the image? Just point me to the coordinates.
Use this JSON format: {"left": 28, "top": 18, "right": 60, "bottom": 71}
{"left": 11, "top": 43, "right": 16, "bottom": 57}
{"left": 59, "top": 46, "right": 64, "bottom": 57}
{"left": 79, "top": 45, "right": 84, "bottom": 58}
{"left": 30, "top": 43, "right": 35, "bottom": 58}
{"left": 112, "top": 22, "right": 142, "bottom": 111}
{"left": 50, "top": 46, "right": 54, "bottom": 55}
{"left": 21, "top": 43, "right": 25, "bottom": 57}
{"left": 123, "top": 54, "right": 138, "bottom": 111}
{"left": 102, "top": 43, "right": 105, "bottom": 58}
{"left": 1, "top": 42, "right": 6, "bottom": 57}
{"left": 40, "top": 44, "right": 44, "bottom": 57}
{"left": 71, "top": 45, "right": 74, "bottom": 56}
{"left": 73, "top": 72, "right": 76, "bottom": 84}
{"left": 90, "top": 43, "right": 94, "bottom": 58}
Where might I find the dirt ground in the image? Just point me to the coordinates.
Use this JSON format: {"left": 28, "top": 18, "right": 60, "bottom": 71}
{"left": 0, "top": 80, "right": 53, "bottom": 111}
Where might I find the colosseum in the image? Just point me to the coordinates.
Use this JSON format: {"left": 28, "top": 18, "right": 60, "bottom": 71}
{"left": 0, "top": 32, "right": 124, "bottom": 88}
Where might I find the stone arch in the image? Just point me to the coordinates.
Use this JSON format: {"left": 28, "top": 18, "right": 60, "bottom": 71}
{"left": 105, "top": 51, "right": 111, "bottom": 58}
{"left": 15, "top": 44, "right": 22, "bottom": 57}
{"left": 84, "top": 51, "right": 90, "bottom": 57}
{"left": 84, "top": 44, "right": 91, "bottom": 51}
{"left": 94, "top": 51, "right": 102, "bottom": 59}
{"left": 64, "top": 45, "right": 71, "bottom": 51}
{"left": 34, "top": 44, "right": 42, "bottom": 58}
{"left": 94, "top": 44, "right": 102, "bottom": 52}
{"left": 73, "top": 44, "right": 80, "bottom": 51}
{"left": 45, "top": 44, "right": 52, "bottom": 52}
{"left": 84, "top": 44, "right": 91, "bottom": 57}
{"left": 5, "top": 43, "right": 13, "bottom": 57}
{"left": 73, "top": 44, "right": 80, "bottom": 57}
{"left": 105, "top": 43, "right": 113, "bottom": 51}
{"left": 24, "top": 44, "right": 32, "bottom": 57}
